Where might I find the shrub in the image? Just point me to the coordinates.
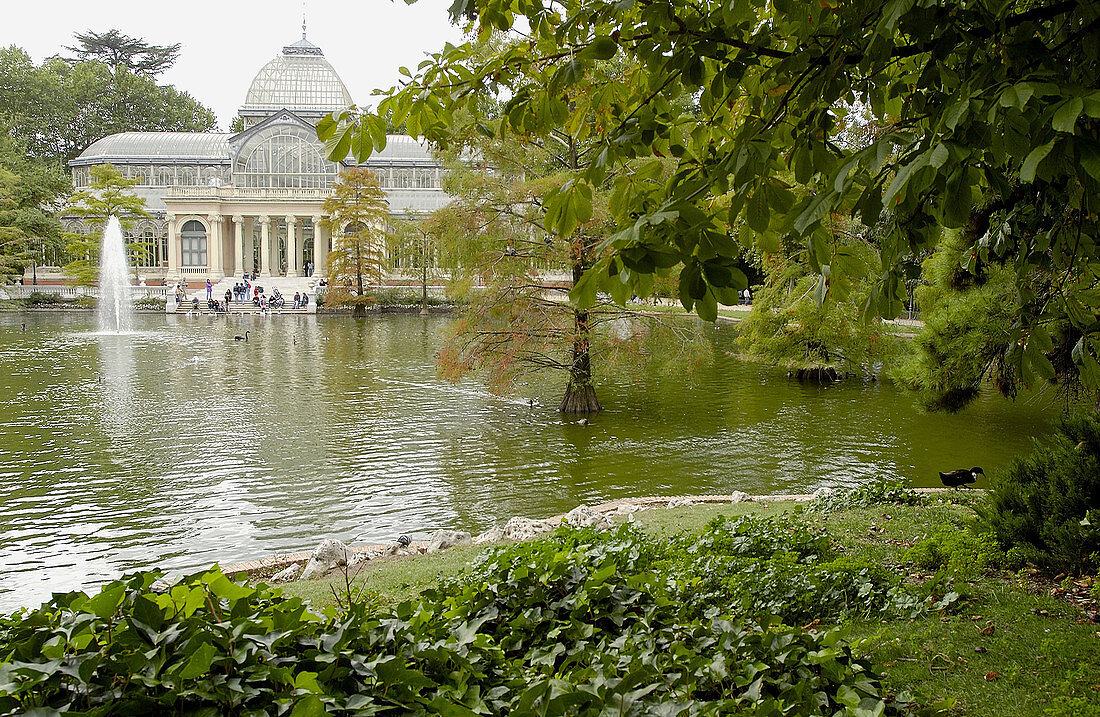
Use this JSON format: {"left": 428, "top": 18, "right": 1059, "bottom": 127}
{"left": 373, "top": 287, "right": 453, "bottom": 308}
{"left": 979, "top": 416, "right": 1100, "bottom": 574}
{"left": 905, "top": 527, "right": 1003, "bottom": 581}
{"left": 23, "top": 292, "right": 66, "bottom": 306}
{"left": 0, "top": 526, "right": 922, "bottom": 716}
{"left": 808, "top": 477, "right": 921, "bottom": 513}
{"left": 133, "top": 297, "right": 166, "bottom": 311}
{"left": 663, "top": 516, "right": 902, "bottom": 623}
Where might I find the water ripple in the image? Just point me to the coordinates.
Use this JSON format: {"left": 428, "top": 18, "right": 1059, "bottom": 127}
{"left": 0, "top": 313, "right": 1057, "bottom": 611}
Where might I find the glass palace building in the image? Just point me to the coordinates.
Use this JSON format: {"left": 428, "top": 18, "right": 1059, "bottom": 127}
{"left": 67, "top": 32, "right": 449, "bottom": 282}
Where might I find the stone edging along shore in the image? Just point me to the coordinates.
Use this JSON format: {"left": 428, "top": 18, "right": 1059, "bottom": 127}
{"left": 219, "top": 488, "right": 960, "bottom": 580}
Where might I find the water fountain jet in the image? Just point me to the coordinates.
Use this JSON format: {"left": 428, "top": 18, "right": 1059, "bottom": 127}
{"left": 97, "top": 216, "right": 133, "bottom": 333}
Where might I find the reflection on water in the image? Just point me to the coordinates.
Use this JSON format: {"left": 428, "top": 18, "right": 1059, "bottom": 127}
{"left": 0, "top": 313, "right": 1057, "bottom": 611}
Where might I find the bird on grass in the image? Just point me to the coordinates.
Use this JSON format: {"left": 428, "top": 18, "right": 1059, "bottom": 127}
{"left": 939, "top": 466, "right": 984, "bottom": 490}
{"left": 233, "top": 330, "right": 250, "bottom": 342}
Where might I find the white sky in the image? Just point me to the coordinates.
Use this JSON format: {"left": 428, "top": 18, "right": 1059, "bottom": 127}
{"left": 2, "top": 0, "right": 467, "bottom": 131}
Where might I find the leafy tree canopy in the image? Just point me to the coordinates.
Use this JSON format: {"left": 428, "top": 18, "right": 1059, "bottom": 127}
{"left": 0, "top": 132, "right": 69, "bottom": 282}
{"left": 0, "top": 43, "right": 216, "bottom": 163}
{"left": 64, "top": 28, "right": 180, "bottom": 77}
{"left": 322, "top": 0, "right": 1100, "bottom": 399}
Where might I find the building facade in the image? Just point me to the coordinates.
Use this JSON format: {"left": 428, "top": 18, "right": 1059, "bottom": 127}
{"left": 68, "top": 32, "right": 448, "bottom": 282}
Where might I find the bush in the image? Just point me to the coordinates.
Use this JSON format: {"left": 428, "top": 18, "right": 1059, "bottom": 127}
{"left": 0, "top": 526, "right": 925, "bottom": 716}
{"left": 22, "top": 292, "right": 66, "bottom": 306}
{"left": 808, "top": 477, "right": 922, "bottom": 513}
{"left": 979, "top": 416, "right": 1100, "bottom": 574}
{"left": 134, "top": 297, "right": 166, "bottom": 311}
{"left": 662, "top": 516, "right": 902, "bottom": 623}
{"left": 373, "top": 287, "right": 453, "bottom": 308}
{"left": 905, "top": 527, "right": 1003, "bottom": 581}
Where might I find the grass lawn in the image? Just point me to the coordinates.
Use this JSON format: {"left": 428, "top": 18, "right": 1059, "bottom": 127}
{"left": 277, "top": 496, "right": 1100, "bottom": 716}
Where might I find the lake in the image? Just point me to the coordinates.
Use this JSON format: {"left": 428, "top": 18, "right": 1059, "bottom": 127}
{"left": 0, "top": 312, "right": 1056, "bottom": 610}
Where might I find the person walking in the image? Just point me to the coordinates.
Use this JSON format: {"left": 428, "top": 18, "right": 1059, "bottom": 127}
{"left": 225, "top": 288, "right": 232, "bottom": 312}
{"left": 206, "top": 279, "right": 213, "bottom": 301}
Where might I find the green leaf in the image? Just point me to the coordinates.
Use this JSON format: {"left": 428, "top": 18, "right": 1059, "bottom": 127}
{"left": 1052, "top": 97, "right": 1084, "bottom": 133}
{"left": 1079, "top": 142, "right": 1100, "bottom": 181}
{"left": 178, "top": 642, "right": 218, "bottom": 680}
{"left": 745, "top": 191, "right": 770, "bottom": 232}
{"left": 205, "top": 573, "right": 253, "bottom": 601}
{"left": 84, "top": 584, "right": 125, "bottom": 620}
{"left": 324, "top": 122, "right": 354, "bottom": 163}
{"left": 944, "top": 99, "right": 969, "bottom": 131}
{"left": 294, "top": 671, "right": 324, "bottom": 694}
{"left": 290, "top": 695, "right": 328, "bottom": 717}
{"left": 1020, "top": 140, "right": 1056, "bottom": 183}
{"left": 1024, "top": 340, "right": 1055, "bottom": 381}
{"left": 586, "top": 36, "right": 618, "bottom": 60}
{"left": 569, "top": 266, "right": 600, "bottom": 309}
{"left": 696, "top": 288, "right": 718, "bottom": 321}
{"left": 941, "top": 167, "right": 972, "bottom": 228}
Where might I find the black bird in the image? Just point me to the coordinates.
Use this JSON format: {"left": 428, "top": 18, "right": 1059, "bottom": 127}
{"left": 939, "top": 466, "right": 984, "bottom": 490}
{"left": 396, "top": 535, "right": 411, "bottom": 547}
{"left": 233, "top": 330, "right": 250, "bottom": 342}
{"left": 21, "top": 322, "right": 26, "bottom": 331}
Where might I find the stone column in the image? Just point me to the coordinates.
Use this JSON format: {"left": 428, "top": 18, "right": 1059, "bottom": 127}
{"left": 207, "top": 214, "right": 223, "bottom": 278}
{"left": 232, "top": 215, "right": 244, "bottom": 277}
{"left": 286, "top": 214, "right": 298, "bottom": 277}
{"left": 166, "top": 213, "right": 179, "bottom": 278}
{"left": 245, "top": 217, "right": 255, "bottom": 274}
{"left": 259, "top": 215, "right": 271, "bottom": 277}
{"left": 312, "top": 214, "right": 324, "bottom": 276}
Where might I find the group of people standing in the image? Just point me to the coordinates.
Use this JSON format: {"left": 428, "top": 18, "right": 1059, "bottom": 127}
{"left": 177, "top": 274, "right": 311, "bottom": 314}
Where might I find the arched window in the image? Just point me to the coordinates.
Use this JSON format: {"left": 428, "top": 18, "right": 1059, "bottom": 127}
{"left": 394, "top": 169, "right": 412, "bottom": 188}
{"left": 156, "top": 167, "right": 174, "bottom": 186}
{"left": 235, "top": 125, "right": 336, "bottom": 188}
{"left": 181, "top": 220, "right": 207, "bottom": 267}
{"left": 417, "top": 169, "right": 435, "bottom": 188}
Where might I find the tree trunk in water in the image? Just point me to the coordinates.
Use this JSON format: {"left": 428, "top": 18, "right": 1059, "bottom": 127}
{"left": 420, "top": 264, "right": 429, "bottom": 316}
{"left": 793, "top": 366, "right": 838, "bottom": 383}
{"left": 352, "top": 302, "right": 366, "bottom": 318}
{"left": 559, "top": 307, "right": 602, "bottom": 413}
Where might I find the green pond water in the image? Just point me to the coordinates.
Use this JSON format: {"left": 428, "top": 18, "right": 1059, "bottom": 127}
{"left": 0, "top": 312, "right": 1058, "bottom": 610}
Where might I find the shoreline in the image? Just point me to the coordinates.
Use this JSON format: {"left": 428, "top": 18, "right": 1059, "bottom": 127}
{"left": 222, "top": 487, "right": 962, "bottom": 580}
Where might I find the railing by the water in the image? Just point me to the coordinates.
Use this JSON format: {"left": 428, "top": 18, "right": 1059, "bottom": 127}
{"left": 5, "top": 285, "right": 168, "bottom": 299}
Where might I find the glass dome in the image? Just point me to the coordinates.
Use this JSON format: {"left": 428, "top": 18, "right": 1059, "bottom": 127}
{"left": 240, "top": 36, "right": 353, "bottom": 116}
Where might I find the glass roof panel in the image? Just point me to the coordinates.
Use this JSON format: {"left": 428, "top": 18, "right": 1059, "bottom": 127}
{"left": 241, "top": 52, "right": 353, "bottom": 113}
{"left": 72, "top": 133, "right": 230, "bottom": 165}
